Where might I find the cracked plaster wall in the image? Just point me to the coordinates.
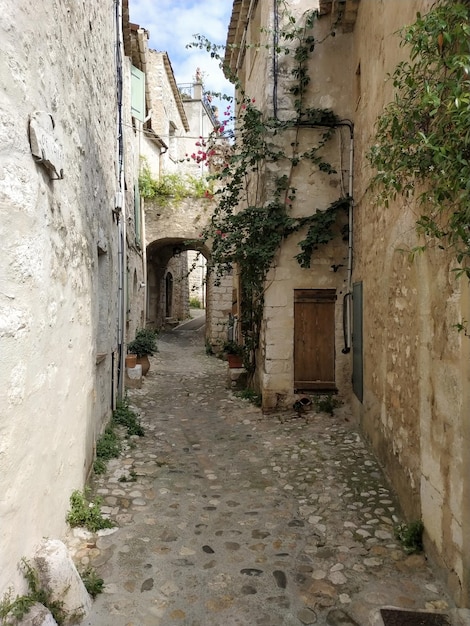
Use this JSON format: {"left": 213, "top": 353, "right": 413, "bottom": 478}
{"left": 351, "top": 0, "right": 470, "bottom": 606}
{"left": 0, "top": 0, "right": 119, "bottom": 595}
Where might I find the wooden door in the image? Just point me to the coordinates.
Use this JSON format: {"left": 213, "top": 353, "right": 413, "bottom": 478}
{"left": 294, "top": 289, "right": 336, "bottom": 391}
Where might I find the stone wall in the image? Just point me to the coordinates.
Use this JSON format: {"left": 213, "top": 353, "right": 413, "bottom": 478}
{"left": 229, "top": 0, "right": 354, "bottom": 410}
{"left": 145, "top": 51, "right": 187, "bottom": 172}
{"left": 145, "top": 195, "right": 231, "bottom": 345}
{"left": 350, "top": 0, "right": 470, "bottom": 605}
{"left": 0, "top": 0, "right": 120, "bottom": 594}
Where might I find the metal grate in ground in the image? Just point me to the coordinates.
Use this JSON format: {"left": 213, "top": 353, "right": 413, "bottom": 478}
{"left": 380, "top": 608, "right": 451, "bottom": 626}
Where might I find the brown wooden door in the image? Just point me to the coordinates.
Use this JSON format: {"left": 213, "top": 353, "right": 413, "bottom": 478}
{"left": 294, "top": 289, "right": 336, "bottom": 391}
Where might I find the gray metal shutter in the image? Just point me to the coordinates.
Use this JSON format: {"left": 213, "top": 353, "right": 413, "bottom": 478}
{"left": 352, "top": 281, "right": 363, "bottom": 402}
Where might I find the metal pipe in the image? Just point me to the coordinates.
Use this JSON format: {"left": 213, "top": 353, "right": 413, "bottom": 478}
{"left": 114, "top": 0, "right": 127, "bottom": 399}
{"left": 338, "top": 120, "right": 354, "bottom": 354}
{"left": 273, "top": 0, "right": 279, "bottom": 118}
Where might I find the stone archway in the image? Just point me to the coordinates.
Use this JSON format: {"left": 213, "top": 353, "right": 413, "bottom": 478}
{"left": 144, "top": 196, "right": 232, "bottom": 347}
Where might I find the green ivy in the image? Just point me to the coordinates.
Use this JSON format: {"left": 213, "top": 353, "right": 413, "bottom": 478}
{"left": 139, "top": 162, "right": 213, "bottom": 204}
{"left": 190, "top": 4, "right": 349, "bottom": 372}
{"left": 0, "top": 559, "right": 73, "bottom": 625}
{"left": 368, "top": 0, "right": 470, "bottom": 277}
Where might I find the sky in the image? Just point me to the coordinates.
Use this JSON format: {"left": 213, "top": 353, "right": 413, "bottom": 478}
{"left": 128, "top": 0, "right": 235, "bottom": 108}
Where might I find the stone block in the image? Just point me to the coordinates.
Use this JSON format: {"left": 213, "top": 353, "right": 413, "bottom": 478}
{"left": 125, "top": 364, "right": 142, "bottom": 389}
{"left": 11, "top": 602, "right": 57, "bottom": 626}
{"left": 226, "top": 367, "right": 248, "bottom": 390}
{"left": 33, "top": 539, "right": 91, "bottom": 624}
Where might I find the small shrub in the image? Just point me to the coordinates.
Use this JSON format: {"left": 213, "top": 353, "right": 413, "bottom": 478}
{"left": 80, "top": 567, "right": 104, "bottom": 599}
{"left": 312, "top": 394, "right": 342, "bottom": 416}
{"left": 96, "top": 426, "right": 121, "bottom": 461}
{"left": 66, "top": 489, "right": 114, "bottom": 532}
{"left": 235, "top": 388, "right": 262, "bottom": 407}
{"left": 118, "top": 470, "right": 137, "bottom": 483}
{"left": 112, "top": 397, "right": 144, "bottom": 436}
{"left": 189, "top": 296, "right": 202, "bottom": 308}
{"left": 222, "top": 340, "right": 244, "bottom": 356}
{"left": 0, "top": 589, "right": 35, "bottom": 623}
{"left": 394, "top": 520, "right": 424, "bottom": 554}
{"left": 128, "top": 328, "right": 158, "bottom": 358}
{"left": 93, "top": 458, "right": 107, "bottom": 475}
{"left": 0, "top": 560, "right": 71, "bottom": 626}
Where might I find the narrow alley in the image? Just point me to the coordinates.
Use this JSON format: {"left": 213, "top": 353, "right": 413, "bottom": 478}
{"left": 74, "top": 326, "right": 457, "bottom": 626}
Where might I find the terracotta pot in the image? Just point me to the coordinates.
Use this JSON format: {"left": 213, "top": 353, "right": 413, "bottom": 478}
{"left": 125, "top": 354, "right": 137, "bottom": 369}
{"left": 137, "top": 354, "right": 150, "bottom": 375}
{"left": 227, "top": 354, "right": 243, "bottom": 368}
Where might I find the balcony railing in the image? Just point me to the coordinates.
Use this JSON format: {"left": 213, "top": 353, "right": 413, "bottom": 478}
{"left": 177, "top": 83, "right": 219, "bottom": 128}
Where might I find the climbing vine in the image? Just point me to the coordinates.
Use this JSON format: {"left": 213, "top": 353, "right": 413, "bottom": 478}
{"left": 189, "top": 3, "right": 351, "bottom": 370}
{"left": 139, "top": 159, "right": 213, "bottom": 205}
{"left": 368, "top": 0, "right": 470, "bottom": 277}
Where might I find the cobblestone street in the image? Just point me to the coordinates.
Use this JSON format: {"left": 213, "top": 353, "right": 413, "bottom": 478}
{"left": 72, "top": 325, "right": 461, "bottom": 626}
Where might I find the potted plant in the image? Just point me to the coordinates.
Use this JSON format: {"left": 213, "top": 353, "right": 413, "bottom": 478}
{"left": 128, "top": 328, "right": 158, "bottom": 375}
{"left": 223, "top": 340, "right": 244, "bottom": 368}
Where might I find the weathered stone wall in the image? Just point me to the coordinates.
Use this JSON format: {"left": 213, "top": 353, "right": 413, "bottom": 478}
{"left": 187, "top": 250, "right": 206, "bottom": 307}
{"left": 350, "top": 0, "right": 470, "bottom": 605}
{"left": 146, "top": 51, "right": 187, "bottom": 172}
{"left": 122, "top": 55, "right": 146, "bottom": 344}
{"left": 233, "top": 0, "right": 354, "bottom": 409}
{"left": 145, "top": 196, "right": 231, "bottom": 345}
{"left": 0, "top": 0, "right": 119, "bottom": 594}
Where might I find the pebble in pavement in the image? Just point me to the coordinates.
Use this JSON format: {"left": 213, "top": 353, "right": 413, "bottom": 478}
{"left": 67, "top": 328, "right": 456, "bottom": 626}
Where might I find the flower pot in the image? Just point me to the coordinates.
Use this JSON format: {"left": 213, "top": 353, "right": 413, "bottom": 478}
{"left": 137, "top": 354, "right": 150, "bottom": 375}
{"left": 125, "top": 354, "right": 137, "bottom": 369}
{"left": 227, "top": 354, "right": 243, "bottom": 368}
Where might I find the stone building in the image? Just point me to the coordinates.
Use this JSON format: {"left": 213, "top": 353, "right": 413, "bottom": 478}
{"left": 0, "top": 0, "right": 145, "bottom": 595}
{"left": 225, "top": 0, "right": 353, "bottom": 409}
{"left": 225, "top": 0, "right": 469, "bottom": 607}
{"left": 135, "top": 34, "right": 232, "bottom": 344}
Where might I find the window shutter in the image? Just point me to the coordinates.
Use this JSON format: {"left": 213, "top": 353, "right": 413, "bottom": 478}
{"left": 131, "top": 65, "right": 145, "bottom": 122}
{"left": 134, "top": 184, "right": 141, "bottom": 246}
{"left": 352, "top": 282, "right": 363, "bottom": 402}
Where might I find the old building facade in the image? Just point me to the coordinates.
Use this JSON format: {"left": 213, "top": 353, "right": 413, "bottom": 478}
{"left": 225, "top": 0, "right": 469, "bottom": 607}
{"left": 0, "top": 0, "right": 145, "bottom": 595}
{"left": 134, "top": 34, "right": 232, "bottom": 345}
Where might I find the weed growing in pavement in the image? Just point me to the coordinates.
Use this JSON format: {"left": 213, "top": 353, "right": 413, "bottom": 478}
{"left": 235, "top": 388, "right": 262, "bottom": 407}
{"left": 118, "top": 470, "right": 137, "bottom": 483}
{"left": 93, "top": 426, "right": 121, "bottom": 474}
{"left": 112, "top": 396, "right": 145, "bottom": 437}
{"left": 66, "top": 488, "right": 114, "bottom": 533}
{"left": 312, "top": 394, "right": 342, "bottom": 416}
{"left": 79, "top": 567, "right": 104, "bottom": 599}
{"left": 0, "top": 559, "right": 74, "bottom": 626}
{"left": 394, "top": 520, "right": 424, "bottom": 554}
{"left": 93, "top": 396, "right": 144, "bottom": 475}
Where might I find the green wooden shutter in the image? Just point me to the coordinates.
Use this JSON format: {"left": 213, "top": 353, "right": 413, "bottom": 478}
{"left": 131, "top": 65, "right": 145, "bottom": 122}
{"left": 134, "top": 184, "right": 141, "bottom": 246}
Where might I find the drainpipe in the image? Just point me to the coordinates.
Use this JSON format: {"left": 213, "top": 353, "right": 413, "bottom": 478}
{"left": 273, "top": 0, "right": 279, "bottom": 118}
{"left": 340, "top": 121, "right": 354, "bottom": 354}
{"left": 115, "top": 0, "right": 126, "bottom": 399}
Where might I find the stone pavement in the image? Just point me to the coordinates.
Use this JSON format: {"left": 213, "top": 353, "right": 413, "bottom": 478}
{"left": 69, "top": 326, "right": 468, "bottom": 626}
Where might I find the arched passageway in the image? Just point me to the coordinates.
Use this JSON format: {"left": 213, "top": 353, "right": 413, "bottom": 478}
{"left": 165, "top": 272, "right": 173, "bottom": 318}
{"left": 147, "top": 237, "right": 201, "bottom": 328}
{"left": 146, "top": 237, "right": 232, "bottom": 348}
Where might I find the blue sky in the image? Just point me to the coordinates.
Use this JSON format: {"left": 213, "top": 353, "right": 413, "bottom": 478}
{"left": 128, "top": 0, "right": 234, "bottom": 105}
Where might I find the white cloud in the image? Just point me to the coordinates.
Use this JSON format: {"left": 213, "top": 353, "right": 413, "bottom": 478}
{"left": 129, "top": 0, "right": 234, "bottom": 104}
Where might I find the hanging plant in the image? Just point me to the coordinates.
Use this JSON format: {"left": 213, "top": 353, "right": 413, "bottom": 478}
{"left": 368, "top": 0, "right": 470, "bottom": 277}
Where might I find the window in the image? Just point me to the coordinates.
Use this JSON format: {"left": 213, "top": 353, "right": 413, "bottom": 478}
{"left": 131, "top": 65, "right": 145, "bottom": 122}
